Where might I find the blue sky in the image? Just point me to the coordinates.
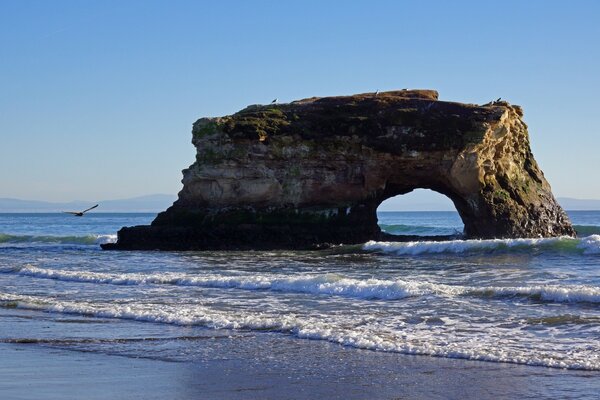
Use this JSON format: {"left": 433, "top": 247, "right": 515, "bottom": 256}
{"left": 1, "top": 0, "right": 599, "bottom": 205}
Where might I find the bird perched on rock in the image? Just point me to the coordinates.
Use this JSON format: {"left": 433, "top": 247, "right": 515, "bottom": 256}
{"left": 496, "top": 97, "right": 501, "bottom": 102}
{"left": 374, "top": 90, "right": 379, "bottom": 97}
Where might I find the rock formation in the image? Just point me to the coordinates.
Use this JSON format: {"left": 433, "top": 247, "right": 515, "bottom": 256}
{"left": 103, "top": 90, "right": 575, "bottom": 250}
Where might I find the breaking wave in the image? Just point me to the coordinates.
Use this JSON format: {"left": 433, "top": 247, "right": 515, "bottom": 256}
{"left": 0, "top": 291, "right": 597, "bottom": 370}
{"left": 363, "top": 235, "right": 600, "bottom": 255}
{"left": 5, "top": 265, "right": 600, "bottom": 304}
{"left": 0, "top": 233, "right": 116, "bottom": 245}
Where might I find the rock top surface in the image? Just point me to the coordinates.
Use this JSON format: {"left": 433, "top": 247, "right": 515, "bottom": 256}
{"left": 103, "top": 90, "right": 575, "bottom": 250}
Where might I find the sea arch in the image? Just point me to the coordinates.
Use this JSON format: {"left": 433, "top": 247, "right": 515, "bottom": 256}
{"left": 104, "top": 90, "right": 574, "bottom": 250}
{"left": 376, "top": 189, "right": 464, "bottom": 238}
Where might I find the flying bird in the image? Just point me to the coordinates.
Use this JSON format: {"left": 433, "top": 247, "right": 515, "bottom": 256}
{"left": 271, "top": 98, "right": 278, "bottom": 104}
{"left": 63, "top": 204, "right": 98, "bottom": 217}
{"left": 496, "top": 97, "right": 502, "bottom": 102}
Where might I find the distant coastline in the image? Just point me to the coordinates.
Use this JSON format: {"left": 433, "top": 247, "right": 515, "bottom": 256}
{"left": 0, "top": 194, "right": 177, "bottom": 213}
{"left": 1, "top": 195, "right": 598, "bottom": 213}
{"left": 371, "top": 197, "right": 600, "bottom": 212}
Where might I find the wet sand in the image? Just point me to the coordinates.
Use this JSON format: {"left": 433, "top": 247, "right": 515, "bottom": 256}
{"left": 2, "top": 339, "right": 599, "bottom": 400}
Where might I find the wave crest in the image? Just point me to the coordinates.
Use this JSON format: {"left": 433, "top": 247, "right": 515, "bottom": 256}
{"left": 1, "top": 291, "right": 598, "bottom": 370}
{"left": 0, "top": 233, "right": 116, "bottom": 245}
{"left": 364, "top": 235, "right": 600, "bottom": 255}
{"left": 6, "top": 266, "right": 600, "bottom": 304}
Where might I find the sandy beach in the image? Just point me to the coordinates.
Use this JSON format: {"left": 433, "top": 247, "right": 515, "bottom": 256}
{"left": 2, "top": 336, "right": 599, "bottom": 400}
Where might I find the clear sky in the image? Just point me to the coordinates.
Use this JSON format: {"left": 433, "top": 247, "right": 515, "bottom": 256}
{"left": 1, "top": 0, "right": 599, "bottom": 203}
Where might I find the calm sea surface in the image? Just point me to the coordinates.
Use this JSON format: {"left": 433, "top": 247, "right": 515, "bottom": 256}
{"left": 0, "top": 211, "right": 599, "bottom": 372}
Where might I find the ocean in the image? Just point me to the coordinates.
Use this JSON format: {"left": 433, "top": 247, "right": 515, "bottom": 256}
{"left": 1, "top": 211, "right": 599, "bottom": 397}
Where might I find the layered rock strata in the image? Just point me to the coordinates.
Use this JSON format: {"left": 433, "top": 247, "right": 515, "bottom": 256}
{"left": 103, "top": 90, "right": 575, "bottom": 250}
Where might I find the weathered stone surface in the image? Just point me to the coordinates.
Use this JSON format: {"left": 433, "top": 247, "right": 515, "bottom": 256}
{"left": 103, "top": 90, "right": 575, "bottom": 250}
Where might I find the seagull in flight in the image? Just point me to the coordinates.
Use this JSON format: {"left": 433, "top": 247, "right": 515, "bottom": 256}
{"left": 271, "top": 98, "right": 278, "bottom": 104}
{"left": 63, "top": 204, "right": 98, "bottom": 217}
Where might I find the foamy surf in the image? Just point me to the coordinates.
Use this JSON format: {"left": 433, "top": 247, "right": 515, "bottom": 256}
{"left": 579, "top": 235, "right": 600, "bottom": 254}
{"left": 363, "top": 235, "right": 600, "bottom": 255}
{"left": 1, "top": 212, "right": 599, "bottom": 378}
{"left": 7, "top": 266, "right": 600, "bottom": 304}
{"left": 0, "top": 291, "right": 598, "bottom": 371}
{"left": 9, "top": 266, "right": 433, "bottom": 299}
{"left": 0, "top": 233, "right": 116, "bottom": 245}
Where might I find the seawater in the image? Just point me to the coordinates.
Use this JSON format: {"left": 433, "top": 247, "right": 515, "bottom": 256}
{"left": 0, "top": 212, "right": 599, "bottom": 370}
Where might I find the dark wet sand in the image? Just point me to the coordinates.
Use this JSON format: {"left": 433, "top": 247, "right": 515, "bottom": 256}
{"left": 1, "top": 341, "right": 599, "bottom": 400}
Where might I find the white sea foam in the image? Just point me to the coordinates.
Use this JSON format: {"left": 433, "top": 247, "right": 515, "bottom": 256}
{"left": 0, "top": 291, "right": 598, "bottom": 370}
{"left": 0, "top": 233, "right": 116, "bottom": 245}
{"left": 13, "top": 266, "right": 434, "bottom": 299}
{"left": 578, "top": 234, "right": 600, "bottom": 254}
{"left": 362, "top": 236, "right": 600, "bottom": 255}
{"left": 10, "top": 266, "right": 600, "bottom": 304}
{"left": 468, "top": 285, "right": 600, "bottom": 304}
{"left": 94, "top": 234, "right": 117, "bottom": 244}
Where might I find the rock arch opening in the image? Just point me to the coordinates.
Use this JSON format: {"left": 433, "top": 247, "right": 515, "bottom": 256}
{"left": 376, "top": 189, "right": 465, "bottom": 239}
{"left": 104, "top": 90, "right": 575, "bottom": 251}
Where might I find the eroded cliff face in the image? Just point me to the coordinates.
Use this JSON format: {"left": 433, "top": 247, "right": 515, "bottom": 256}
{"left": 104, "top": 90, "right": 575, "bottom": 250}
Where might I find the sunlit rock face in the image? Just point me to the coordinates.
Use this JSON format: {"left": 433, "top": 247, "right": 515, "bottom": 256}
{"left": 103, "top": 90, "right": 574, "bottom": 250}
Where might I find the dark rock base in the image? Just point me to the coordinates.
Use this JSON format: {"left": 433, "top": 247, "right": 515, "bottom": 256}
{"left": 100, "top": 225, "right": 460, "bottom": 251}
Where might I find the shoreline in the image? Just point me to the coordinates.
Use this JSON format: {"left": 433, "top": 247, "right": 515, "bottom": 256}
{"left": 2, "top": 337, "right": 599, "bottom": 400}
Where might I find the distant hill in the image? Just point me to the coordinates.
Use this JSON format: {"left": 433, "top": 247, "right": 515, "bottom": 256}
{"left": 1, "top": 194, "right": 597, "bottom": 212}
{"left": 0, "top": 194, "right": 177, "bottom": 213}
{"left": 557, "top": 197, "right": 600, "bottom": 211}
